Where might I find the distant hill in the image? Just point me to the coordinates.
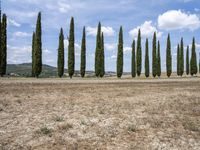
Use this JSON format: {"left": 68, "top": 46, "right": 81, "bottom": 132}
{"left": 6, "top": 63, "right": 117, "bottom": 77}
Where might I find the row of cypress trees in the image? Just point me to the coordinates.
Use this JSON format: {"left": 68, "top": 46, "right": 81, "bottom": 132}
{"left": 0, "top": 10, "right": 7, "bottom": 77}
{"left": 31, "top": 12, "right": 199, "bottom": 78}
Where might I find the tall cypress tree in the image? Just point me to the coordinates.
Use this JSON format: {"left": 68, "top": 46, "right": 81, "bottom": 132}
{"left": 136, "top": 29, "right": 142, "bottom": 77}
{"left": 95, "top": 22, "right": 101, "bottom": 77}
{"left": 166, "top": 34, "right": 172, "bottom": 77}
{"left": 117, "top": 26, "right": 123, "bottom": 78}
{"left": 157, "top": 40, "right": 161, "bottom": 77}
{"left": 180, "top": 38, "right": 184, "bottom": 76}
{"left": 32, "top": 32, "right": 35, "bottom": 77}
{"left": 68, "top": 17, "right": 75, "bottom": 78}
{"left": 34, "top": 12, "right": 42, "bottom": 78}
{"left": 131, "top": 40, "right": 136, "bottom": 78}
{"left": 190, "top": 37, "right": 197, "bottom": 76}
{"left": 0, "top": 14, "right": 7, "bottom": 77}
{"left": 57, "top": 28, "right": 64, "bottom": 78}
{"left": 145, "top": 38, "right": 149, "bottom": 78}
{"left": 100, "top": 32, "right": 105, "bottom": 78}
{"left": 80, "top": 26, "right": 86, "bottom": 78}
{"left": 0, "top": 10, "right": 2, "bottom": 77}
{"left": 177, "top": 44, "right": 180, "bottom": 76}
{"left": 186, "top": 45, "right": 189, "bottom": 75}
{"left": 152, "top": 32, "right": 157, "bottom": 78}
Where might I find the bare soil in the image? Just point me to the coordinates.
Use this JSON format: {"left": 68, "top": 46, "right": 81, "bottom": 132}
{"left": 0, "top": 78, "right": 200, "bottom": 150}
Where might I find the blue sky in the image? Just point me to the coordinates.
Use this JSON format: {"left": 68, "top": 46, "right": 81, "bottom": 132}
{"left": 3, "top": 0, "right": 200, "bottom": 72}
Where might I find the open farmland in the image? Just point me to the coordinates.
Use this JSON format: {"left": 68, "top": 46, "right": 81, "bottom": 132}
{"left": 0, "top": 78, "right": 200, "bottom": 150}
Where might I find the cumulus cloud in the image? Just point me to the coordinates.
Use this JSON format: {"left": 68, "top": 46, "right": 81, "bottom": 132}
{"left": 8, "top": 19, "right": 21, "bottom": 27}
{"left": 13, "top": 32, "right": 32, "bottom": 38}
{"left": 124, "top": 47, "right": 132, "bottom": 53}
{"left": 158, "top": 10, "right": 200, "bottom": 31}
{"left": 46, "top": 1, "right": 71, "bottom": 13}
{"left": 129, "top": 21, "right": 162, "bottom": 38}
{"left": 86, "top": 26, "right": 115, "bottom": 36}
{"left": 105, "top": 43, "right": 116, "bottom": 51}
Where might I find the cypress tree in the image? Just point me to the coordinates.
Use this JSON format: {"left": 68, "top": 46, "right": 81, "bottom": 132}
{"left": 34, "top": 12, "right": 42, "bottom": 78}
{"left": 117, "top": 26, "right": 123, "bottom": 78}
{"left": 80, "top": 26, "right": 86, "bottom": 78}
{"left": 136, "top": 29, "right": 142, "bottom": 76}
{"left": 166, "top": 34, "right": 172, "bottom": 77}
{"left": 0, "top": 14, "right": 7, "bottom": 77}
{"left": 177, "top": 44, "right": 180, "bottom": 76}
{"left": 190, "top": 37, "right": 197, "bottom": 76}
{"left": 32, "top": 32, "right": 35, "bottom": 77}
{"left": 68, "top": 17, "right": 75, "bottom": 78}
{"left": 100, "top": 32, "right": 105, "bottom": 78}
{"left": 152, "top": 32, "right": 157, "bottom": 78}
{"left": 95, "top": 22, "right": 101, "bottom": 77}
{"left": 57, "top": 28, "right": 64, "bottom": 78}
{"left": 157, "top": 41, "right": 161, "bottom": 77}
{"left": 145, "top": 38, "right": 149, "bottom": 78}
{"left": 186, "top": 45, "right": 189, "bottom": 75}
{"left": 180, "top": 38, "right": 184, "bottom": 76}
{"left": 131, "top": 40, "right": 136, "bottom": 78}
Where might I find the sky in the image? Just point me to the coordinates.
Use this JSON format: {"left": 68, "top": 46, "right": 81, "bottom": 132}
{"left": 3, "top": 0, "right": 200, "bottom": 72}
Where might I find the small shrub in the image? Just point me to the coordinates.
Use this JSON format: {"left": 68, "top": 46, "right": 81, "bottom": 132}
{"left": 54, "top": 116, "right": 64, "bottom": 122}
{"left": 127, "top": 124, "right": 137, "bottom": 132}
{"left": 59, "top": 123, "right": 73, "bottom": 131}
{"left": 37, "top": 126, "right": 52, "bottom": 136}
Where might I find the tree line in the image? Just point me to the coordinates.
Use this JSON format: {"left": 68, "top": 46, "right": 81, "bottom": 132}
{"left": 0, "top": 12, "right": 199, "bottom": 78}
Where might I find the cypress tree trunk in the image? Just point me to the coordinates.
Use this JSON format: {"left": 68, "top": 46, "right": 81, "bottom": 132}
{"left": 100, "top": 32, "right": 105, "bottom": 78}
{"left": 95, "top": 22, "right": 101, "bottom": 77}
{"left": 190, "top": 37, "right": 197, "bottom": 76}
{"left": 0, "top": 14, "right": 7, "bottom": 77}
{"left": 117, "top": 26, "right": 123, "bottom": 78}
{"left": 152, "top": 32, "right": 157, "bottom": 78}
{"left": 32, "top": 32, "right": 35, "bottom": 77}
{"left": 177, "top": 44, "right": 180, "bottom": 76}
{"left": 166, "top": 34, "right": 172, "bottom": 78}
{"left": 80, "top": 27, "right": 86, "bottom": 78}
{"left": 34, "top": 12, "right": 42, "bottom": 78}
{"left": 57, "top": 28, "right": 64, "bottom": 78}
{"left": 145, "top": 38, "right": 149, "bottom": 78}
{"left": 186, "top": 45, "right": 189, "bottom": 75}
{"left": 131, "top": 40, "right": 136, "bottom": 78}
{"left": 68, "top": 17, "right": 75, "bottom": 78}
{"left": 180, "top": 38, "right": 184, "bottom": 76}
{"left": 0, "top": 10, "right": 2, "bottom": 77}
{"left": 136, "top": 29, "right": 142, "bottom": 77}
{"left": 157, "top": 41, "right": 161, "bottom": 77}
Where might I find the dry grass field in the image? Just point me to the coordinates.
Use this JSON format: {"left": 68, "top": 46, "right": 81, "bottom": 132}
{"left": 0, "top": 77, "right": 200, "bottom": 150}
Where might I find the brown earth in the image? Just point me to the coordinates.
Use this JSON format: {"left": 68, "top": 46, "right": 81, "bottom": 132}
{"left": 0, "top": 78, "right": 200, "bottom": 150}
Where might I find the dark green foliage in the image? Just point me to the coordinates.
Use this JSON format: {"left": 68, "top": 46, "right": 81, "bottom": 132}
{"left": 80, "top": 27, "right": 86, "bottom": 78}
{"left": 166, "top": 34, "right": 172, "bottom": 77}
{"left": 100, "top": 33, "right": 105, "bottom": 78}
{"left": 131, "top": 40, "right": 136, "bottom": 78}
{"left": 32, "top": 32, "right": 35, "bottom": 77}
{"left": 145, "top": 38, "right": 149, "bottom": 78}
{"left": 68, "top": 17, "right": 75, "bottom": 78}
{"left": 180, "top": 38, "right": 184, "bottom": 76}
{"left": 190, "top": 37, "right": 197, "bottom": 76}
{"left": 157, "top": 41, "right": 161, "bottom": 77}
{"left": 95, "top": 22, "right": 101, "bottom": 77}
{"left": 0, "top": 14, "right": 7, "bottom": 76}
{"left": 152, "top": 32, "right": 157, "bottom": 78}
{"left": 34, "top": 12, "right": 42, "bottom": 78}
{"left": 177, "top": 44, "right": 180, "bottom": 76}
{"left": 136, "top": 29, "right": 142, "bottom": 77}
{"left": 117, "top": 26, "right": 123, "bottom": 78}
{"left": 186, "top": 46, "right": 189, "bottom": 75}
{"left": 57, "top": 28, "right": 64, "bottom": 78}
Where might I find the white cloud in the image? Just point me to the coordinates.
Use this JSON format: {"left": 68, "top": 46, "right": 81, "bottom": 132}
{"left": 124, "top": 47, "right": 132, "bottom": 53}
{"left": 129, "top": 21, "right": 162, "bottom": 38}
{"left": 111, "top": 55, "right": 117, "bottom": 59}
{"left": 158, "top": 10, "right": 200, "bottom": 31}
{"left": 86, "top": 26, "right": 115, "bottom": 36}
{"left": 13, "top": 31, "right": 32, "bottom": 38}
{"left": 46, "top": 1, "right": 71, "bottom": 13}
{"left": 8, "top": 19, "right": 21, "bottom": 27}
{"left": 105, "top": 43, "right": 116, "bottom": 51}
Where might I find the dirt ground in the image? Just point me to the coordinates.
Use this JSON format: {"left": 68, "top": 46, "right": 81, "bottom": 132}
{"left": 0, "top": 78, "right": 200, "bottom": 150}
